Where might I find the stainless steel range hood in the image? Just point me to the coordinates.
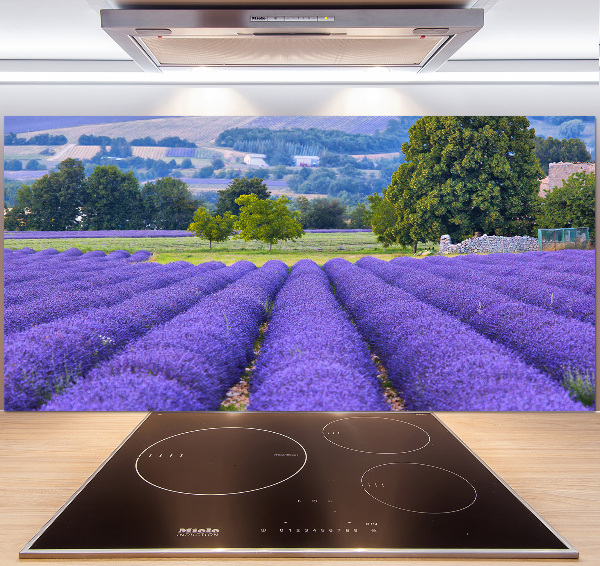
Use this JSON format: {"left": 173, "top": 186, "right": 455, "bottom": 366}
{"left": 100, "top": 8, "right": 483, "bottom": 72}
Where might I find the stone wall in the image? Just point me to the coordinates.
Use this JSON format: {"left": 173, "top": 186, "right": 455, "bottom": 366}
{"left": 439, "top": 234, "right": 538, "bottom": 254}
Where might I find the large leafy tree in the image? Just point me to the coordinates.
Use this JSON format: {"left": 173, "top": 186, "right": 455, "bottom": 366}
{"left": 82, "top": 164, "right": 143, "bottom": 230}
{"left": 367, "top": 192, "right": 399, "bottom": 248}
{"left": 535, "top": 136, "right": 591, "bottom": 175}
{"left": 349, "top": 202, "right": 371, "bottom": 229}
{"left": 141, "top": 177, "right": 198, "bottom": 229}
{"left": 7, "top": 158, "right": 86, "bottom": 230}
{"left": 187, "top": 206, "right": 236, "bottom": 249}
{"left": 296, "top": 197, "right": 347, "bottom": 229}
{"left": 234, "top": 194, "right": 304, "bottom": 250}
{"left": 215, "top": 177, "right": 270, "bottom": 216}
{"left": 536, "top": 171, "right": 595, "bottom": 241}
{"left": 385, "top": 116, "right": 543, "bottom": 249}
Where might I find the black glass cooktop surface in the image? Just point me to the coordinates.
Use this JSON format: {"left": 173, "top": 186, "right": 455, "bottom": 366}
{"left": 20, "top": 412, "right": 577, "bottom": 559}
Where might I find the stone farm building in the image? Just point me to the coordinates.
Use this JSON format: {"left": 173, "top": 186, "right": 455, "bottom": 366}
{"left": 539, "top": 161, "right": 595, "bottom": 197}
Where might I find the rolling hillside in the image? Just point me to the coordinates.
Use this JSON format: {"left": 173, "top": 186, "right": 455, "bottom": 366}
{"left": 7, "top": 116, "right": 414, "bottom": 146}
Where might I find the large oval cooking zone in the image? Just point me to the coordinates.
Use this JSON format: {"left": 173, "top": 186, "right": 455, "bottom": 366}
{"left": 136, "top": 427, "right": 307, "bottom": 495}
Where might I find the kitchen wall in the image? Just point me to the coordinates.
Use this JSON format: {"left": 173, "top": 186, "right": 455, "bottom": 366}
{"left": 0, "top": 83, "right": 598, "bottom": 123}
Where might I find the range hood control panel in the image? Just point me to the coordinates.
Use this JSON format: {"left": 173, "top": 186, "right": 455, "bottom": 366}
{"left": 250, "top": 16, "right": 333, "bottom": 22}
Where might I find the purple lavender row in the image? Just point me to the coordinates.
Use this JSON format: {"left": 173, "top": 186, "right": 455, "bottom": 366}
{"left": 3, "top": 230, "right": 196, "bottom": 239}
{"left": 248, "top": 260, "right": 388, "bottom": 411}
{"left": 5, "top": 255, "right": 159, "bottom": 306}
{"left": 452, "top": 254, "right": 595, "bottom": 297}
{"left": 359, "top": 257, "right": 595, "bottom": 388}
{"left": 408, "top": 256, "right": 594, "bottom": 325}
{"left": 4, "top": 250, "right": 148, "bottom": 286}
{"left": 324, "top": 259, "right": 585, "bottom": 411}
{"left": 461, "top": 250, "right": 595, "bottom": 277}
{"left": 4, "top": 261, "right": 223, "bottom": 335}
{"left": 4, "top": 229, "right": 372, "bottom": 239}
{"left": 4, "top": 261, "right": 255, "bottom": 411}
{"left": 42, "top": 260, "right": 288, "bottom": 411}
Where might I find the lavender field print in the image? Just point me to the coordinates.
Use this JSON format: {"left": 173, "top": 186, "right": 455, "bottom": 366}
{"left": 3, "top": 115, "right": 595, "bottom": 411}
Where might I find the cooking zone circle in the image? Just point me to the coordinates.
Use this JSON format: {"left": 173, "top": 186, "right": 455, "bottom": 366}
{"left": 135, "top": 427, "right": 307, "bottom": 496}
{"left": 322, "top": 417, "right": 430, "bottom": 454}
{"left": 362, "top": 462, "right": 477, "bottom": 514}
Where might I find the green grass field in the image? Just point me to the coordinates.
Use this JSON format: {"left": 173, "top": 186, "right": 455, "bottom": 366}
{"left": 4, "top": 232, "right": 437, "bottom": 266}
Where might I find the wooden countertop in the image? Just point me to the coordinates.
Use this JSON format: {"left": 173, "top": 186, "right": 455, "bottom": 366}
{"left": 1, "top": 412, "right": 598, "bottom": 566}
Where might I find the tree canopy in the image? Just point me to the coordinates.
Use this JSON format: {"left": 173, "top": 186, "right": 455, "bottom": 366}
{"left": 215, "top": 177, "right": 271, "bottom": 216}
{"left": 296, "top": 197, "right": 347, "bottom": 229}
{"left": 141, "top": 177, "right": 199, "bottom": 230}
{"left": 349, "top": 202, "right": 371, "bottom": 229}
{"left": 537, "top": 171, "right": 595, "bottom": 241}
{"left": 82, "top": 165, "right": 142, "bottom": 230}
{"left": 535, "top": 136, "right": 591, "bottom": 175}
{"left": 367, "top": 192, "right": 398, "bottom": 248}
{"left": 234, "top": 194, "right": 304, "bottom": 250}
{"left": 383, "top": 116, "right": 543, "bottom": 249}
{"left": 187, "top": 207, "right": 236, "bottom": 248}
{"left": 4, "top": 158, "right": 85, "bottom": 231}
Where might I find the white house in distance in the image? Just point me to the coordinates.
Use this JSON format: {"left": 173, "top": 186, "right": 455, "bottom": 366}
{"left": 294, "top": 155, "right": 320, "bottom": 167}
{"left": 244, "top": 153, "right": 268, "bottom": 167}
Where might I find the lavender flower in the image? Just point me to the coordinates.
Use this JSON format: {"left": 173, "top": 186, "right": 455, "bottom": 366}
{"left": 249, "top": 259, "right": 388, "bottom": 411}
{"left": 43, "top": 261, "right": 287, "bottom": 411}
{"left": 361, "top": 256, "right": 595, "bottom": 392}
{"left": 324, "top": 258, "right": 587, "bottom": 411}
{"left": 5, "top": 262, "right": 254, "bottom": 410}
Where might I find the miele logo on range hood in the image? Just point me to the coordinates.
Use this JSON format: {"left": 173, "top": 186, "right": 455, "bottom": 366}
{"left": 100, "top": 7, "right": 483, "bottom": 72}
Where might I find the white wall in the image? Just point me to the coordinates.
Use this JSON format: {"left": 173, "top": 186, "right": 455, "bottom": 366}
{"left": 0, "top": 83, "right": 599, "bottom": 119}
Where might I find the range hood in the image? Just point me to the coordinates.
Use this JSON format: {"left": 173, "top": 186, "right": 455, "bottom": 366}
{"left": 100, "top": 8, "right": 483, "bottom": 72}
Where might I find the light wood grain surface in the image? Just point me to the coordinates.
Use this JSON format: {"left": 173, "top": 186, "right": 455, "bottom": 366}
{"left": 1, "top": 412, "right": 598, "bottom": 566}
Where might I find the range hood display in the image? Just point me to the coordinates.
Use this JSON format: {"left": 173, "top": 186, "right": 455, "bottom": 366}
{"left": 100, "top": 8, "right": 483, "bottom": 72}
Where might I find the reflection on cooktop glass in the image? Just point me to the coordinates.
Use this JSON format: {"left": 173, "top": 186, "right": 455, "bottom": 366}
{"left": 20, "top": 412, "right": 577, "bottom": 559}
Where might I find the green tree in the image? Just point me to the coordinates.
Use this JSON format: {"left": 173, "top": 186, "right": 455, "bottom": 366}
{"left": 4, "top": 159, "right": 22, "bottom": 171}
{"left": 25, "top": 159, "right": 42, "bottom": 171}
{"left": 215, "top": 177, "right": 271, "bottom": 216}
{"left": 141, "top": 177, "right": 198, "bottom": 229}
{"left": 234, "top": 194, "right": 304, "bottom": 250}
{"left": 367, "top": 192, "right": 398, "bottom": 248}
{"left": 298, "top": 197, "right": 346, "bottom": 229}
{"left": 537, "top": 171, "right": 595, "bottom": 241}
{"left": 211, "top": 156, "right": 225, "bottom": 170}
{"left": 197, "top": 165, "right": 215, "bottom": 178}
{"left": 349, "top": 202, "right": 372, "bottom": 229}
{"left": 385, "top": 116, "right": 543, "bottom": 249}
{"left": 82, "top": 164, "right": 143, "bottom": 230}
{"left": 9, "top": 158, "right": 86, "bottom": 230}
{"left": 535, "top": 136, "right": 591, "bottom": 175}
{"left": 4, "top": 202, "right": 30, "bottom": 230}
{"left": 187, "top": 206, "right": 236, "bottom": 249}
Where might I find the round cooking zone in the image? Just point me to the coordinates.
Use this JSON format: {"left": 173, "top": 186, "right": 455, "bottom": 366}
{"left": 135, "top": 427, "right": 307, "bottom": 495}
{"left": 322, "top": 417, "right": 430, "bottom": 454}
{"left": 362, "top": 462, "right": 477, "bottom": 514}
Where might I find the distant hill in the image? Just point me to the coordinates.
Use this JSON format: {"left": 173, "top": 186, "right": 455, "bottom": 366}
{"left": 6, "top": 116, "right": 419, "bottom": 146}
{"left": 4, "top": 116, "right": 158, "bottom": 135}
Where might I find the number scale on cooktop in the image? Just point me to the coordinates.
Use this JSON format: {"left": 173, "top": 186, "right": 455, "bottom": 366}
{"left": 21, "top": 412, "right": 577, "bottom": 559}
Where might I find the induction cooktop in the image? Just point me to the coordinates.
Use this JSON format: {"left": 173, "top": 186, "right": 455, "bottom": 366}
{"left": 21, "top": 412, "right": 577, "bottom": 559}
